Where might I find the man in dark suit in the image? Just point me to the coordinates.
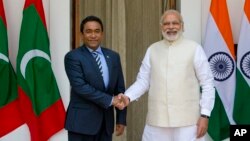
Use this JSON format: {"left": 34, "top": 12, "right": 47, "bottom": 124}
{"left": 64, "top": 15, "right": 127, "bottom": 141}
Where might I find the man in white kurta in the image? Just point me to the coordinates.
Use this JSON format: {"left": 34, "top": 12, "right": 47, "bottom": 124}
{"left": 119, "top": 10, "right": 215, "bottom": 141}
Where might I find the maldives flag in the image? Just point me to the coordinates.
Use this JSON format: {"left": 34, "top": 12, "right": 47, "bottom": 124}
{"left": 0, "top": 0, "right": 24, "bottom": 137}
{"left": 203, "top": 0, "right": 236, "bottom": 140}
{"left": 16, "top": 0, "right": 65, "bottom": 141}
{"left": 233, "top": 0, "right": 250, "bottom": 124}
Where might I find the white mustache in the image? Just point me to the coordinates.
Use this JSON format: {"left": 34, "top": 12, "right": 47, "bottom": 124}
{"left": 162, "top": 30, "right": 183, "bottom": 42}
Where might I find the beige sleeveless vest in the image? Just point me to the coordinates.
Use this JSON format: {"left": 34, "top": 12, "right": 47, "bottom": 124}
{"left": 146, "top": 37, "right": 200, "bottom": 127}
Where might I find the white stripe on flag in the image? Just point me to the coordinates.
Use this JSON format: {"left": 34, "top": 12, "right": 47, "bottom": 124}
{"left": 237, "top": 14, "right": 250, "bottom": 86}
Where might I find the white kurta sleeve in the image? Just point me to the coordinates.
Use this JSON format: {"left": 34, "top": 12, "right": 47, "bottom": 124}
{"left": 194, "top": 45, "right": 215, "bottom": 116}
{"left": 125, "top": 48, "right": 151, "bottom": 102}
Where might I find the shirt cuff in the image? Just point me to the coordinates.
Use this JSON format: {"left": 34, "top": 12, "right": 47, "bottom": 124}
{"left": 201, "top": 108, "right": 211, "bottom": 117}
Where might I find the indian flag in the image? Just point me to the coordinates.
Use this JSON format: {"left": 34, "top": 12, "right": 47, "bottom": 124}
{"left": 233, "top": 0, "right": 250, "bottom": 124}
{"left": 203, "top": 0, "right": 236, "bottom": 140}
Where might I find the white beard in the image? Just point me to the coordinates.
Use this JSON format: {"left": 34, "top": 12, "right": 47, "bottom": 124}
{"left": 162, "top": 30, "right": 183, "bottom": 42}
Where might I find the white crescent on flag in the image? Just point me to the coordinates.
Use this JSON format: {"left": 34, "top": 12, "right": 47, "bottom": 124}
{"left": 20, "top": 49, "right": 51, "bottom": 79}
{"left": 0, "top": 53, "right": 9, "bottom": 63}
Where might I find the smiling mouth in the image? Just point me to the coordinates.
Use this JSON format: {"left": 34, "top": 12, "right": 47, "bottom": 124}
{"left": 89, "top": 40, "right": 98, "bottom": 43}
{"left": 166, "top": 31, "right": 177, "bottom": 35}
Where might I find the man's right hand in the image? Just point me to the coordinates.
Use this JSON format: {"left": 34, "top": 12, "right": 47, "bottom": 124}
{"left": 112, "top": 94, "right": 125, "bottom": 110}
{"left": 118, "top": 94, "right": 130, "bottom": 108}
{"left": 112, "top": 93, "right": 130, "bottom": 110}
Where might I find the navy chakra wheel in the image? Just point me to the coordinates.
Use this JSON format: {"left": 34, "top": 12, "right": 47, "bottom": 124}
{"left": 208, "top": 52, "right": 234, "bottom": 81}
{"left": 240, "top": 51, "right": 250, "bottom": 79}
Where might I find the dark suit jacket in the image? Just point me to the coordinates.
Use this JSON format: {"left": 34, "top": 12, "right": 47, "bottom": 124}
{"left": 64, "top": 45, "right": 126, "bottom": 135}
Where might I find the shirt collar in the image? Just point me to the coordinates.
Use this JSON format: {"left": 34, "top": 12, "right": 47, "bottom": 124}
{"left": 87, "top": 46, "right": 103, "bottom": 55}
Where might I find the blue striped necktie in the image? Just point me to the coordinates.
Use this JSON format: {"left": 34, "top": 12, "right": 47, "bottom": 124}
{"left": 92, "top": 51, "right": 103, "bottom": 76}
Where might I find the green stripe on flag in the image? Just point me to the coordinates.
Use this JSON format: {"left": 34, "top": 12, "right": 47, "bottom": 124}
{"left": 0, "top": 19, "right": 8, "bottom": 55}
{"left": 208, "top": 91, "right": 230, "bottom": 141}
{"left": 234, "top": 69, "right": 250, "bottom": 124}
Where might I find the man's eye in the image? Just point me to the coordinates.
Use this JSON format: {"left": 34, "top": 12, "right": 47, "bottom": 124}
{"left": 84, "top": 30, "right": 92, "bottom": 34}
{"left": 172, "top": 22, "right": 180, "bottom": 25}
{"left": 84, "top": 30, "right": 101, "bottom": 34}
{"left": 95, "top": 30, "right": 101, "bottom": 33}
{"left": 163, "top": 22, "right": 180, "bottom": 26}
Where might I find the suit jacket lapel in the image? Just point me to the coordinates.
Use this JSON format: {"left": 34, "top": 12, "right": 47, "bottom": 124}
{"left": 81, "top": 46, "right": 105, "bottom": 88}
{"left": 81, "top": 46, "right": 98, "bottom": 69}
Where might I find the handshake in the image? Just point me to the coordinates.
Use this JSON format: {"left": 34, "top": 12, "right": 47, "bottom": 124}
{"left": 112, "top": 93, "right": 130, "bottom": 110}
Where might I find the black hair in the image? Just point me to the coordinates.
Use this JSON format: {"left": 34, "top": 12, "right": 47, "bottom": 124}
{"left": 80, "top": 15, "right": 104, "bottom": 33}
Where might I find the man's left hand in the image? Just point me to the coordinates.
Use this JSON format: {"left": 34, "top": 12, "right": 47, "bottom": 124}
{"left": 115, "top": 124, "right": 125, "bottom": 136}
{"left": 196, "top": 116, "right": 209, "bottom": 138}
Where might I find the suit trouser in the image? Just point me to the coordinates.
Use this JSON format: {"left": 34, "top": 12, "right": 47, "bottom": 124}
{"left": 142, "top": 124, "right": 205, "bottom": 141}
{"left": 68, "top": 120, "right": 112, "bottom": 141}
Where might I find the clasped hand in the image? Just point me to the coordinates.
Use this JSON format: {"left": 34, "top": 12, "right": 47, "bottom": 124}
{"left": 112, "top": 93, "right": 130, "bottom": 110}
